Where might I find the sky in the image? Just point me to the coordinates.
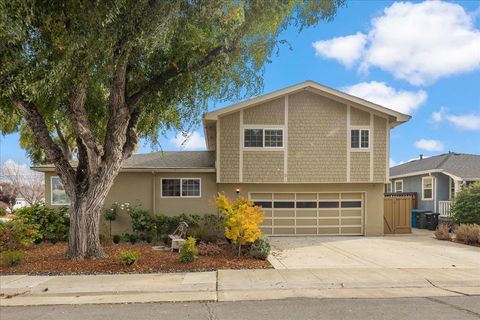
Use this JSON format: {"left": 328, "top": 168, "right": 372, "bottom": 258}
{"left": 1, "top": 0, "right": 479, "bottom": 167}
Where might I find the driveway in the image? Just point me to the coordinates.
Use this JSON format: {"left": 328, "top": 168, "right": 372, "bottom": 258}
{"left": 268, "top": 230, "right": 480, "bottom": 269}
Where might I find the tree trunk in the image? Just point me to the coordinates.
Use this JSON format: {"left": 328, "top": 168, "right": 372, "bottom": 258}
{"left": 67, "top": 192, "right": 108, "bottom": 260}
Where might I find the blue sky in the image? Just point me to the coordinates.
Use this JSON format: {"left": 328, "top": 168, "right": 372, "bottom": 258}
{"left": 1, "top": 0, "right": 479, "bottom": 167}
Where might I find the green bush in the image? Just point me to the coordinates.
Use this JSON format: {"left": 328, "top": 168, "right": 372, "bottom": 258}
{"left": 0, "top": 218, "right": 41, "bottom": 250}
{"left": 14, "top": 204, "right": 69, "bottom": 243}
{"left": 179, "top": 237, "right": 198, "bottom": 263}
{"left": 248, "top": 236, "right": 271, "bottom": 260}
{"left": 118, "top": 250, "right": 141, "bottom": 266}
{"left": 112, "top": 234, "right": 121, "bottom": 244}
{"left": 195, "top": 214, "right": 225, "bottom": 243}
{"left": 451, "top": 182, "right": 480, "bottom": 225}
{"left": 1, "top": 250, "right": 23, "bottom": 266}
{"left": 128, "top": 206, "right": 153, "bottom": 241}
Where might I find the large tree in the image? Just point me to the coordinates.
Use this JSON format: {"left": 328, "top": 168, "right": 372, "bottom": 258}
{"left": 0, "top": 0, "right": 344, "bottom": 259}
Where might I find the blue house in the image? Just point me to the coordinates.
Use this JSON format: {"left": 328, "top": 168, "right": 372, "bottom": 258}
{"left": 388, "top": 152, "right": 480, "bottom": 217}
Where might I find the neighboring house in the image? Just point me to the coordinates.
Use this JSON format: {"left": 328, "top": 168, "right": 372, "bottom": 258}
{"left": 12, "top": 197, "right": 29, "bottom": 210}
{"left": 33, "top": 81, "right": 410, "bottom": 236}
{"left": 388, "top": 152, "right": 480, "bottom": 217}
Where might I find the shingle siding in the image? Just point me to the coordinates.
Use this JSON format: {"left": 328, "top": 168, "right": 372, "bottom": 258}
{"left": 243, "top": 151, "right": 284, "bottom": 182}
{"left": 350, "top": 152, "right": 370, "bottom": 182}
{"left": 219, "top": 112, "right": 240, "bottom": 182}
{"left": 243, "top": 98, "right": 284, "bottom": 125}
{"left": 287, "top": 91, "right": 347, "bottom": 182}
{"left": 374, "top": 115, "right": 387, "bottom": 182}
{"left": 350, "top": 107, "right": 370, "bottom": 126}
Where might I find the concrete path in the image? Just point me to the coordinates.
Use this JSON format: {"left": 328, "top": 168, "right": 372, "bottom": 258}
{"left": 3, "top": 297, "right": 480, "bottom": 320}
{"left": 268, "top": 230, "right": 480, "bottom": 269}
{"left": 1, "top": 267, "right": 479, "bottom": 306}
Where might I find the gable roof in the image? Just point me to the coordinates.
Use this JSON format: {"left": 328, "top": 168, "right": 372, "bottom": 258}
{"left": 204, "top": 80, "right": 411, "bottom": 124}
{"left": 32, "top": 151, "right": 216, "bottom": 172}
{"left": 390, "top": 152, "right": 480, "bottom": 180}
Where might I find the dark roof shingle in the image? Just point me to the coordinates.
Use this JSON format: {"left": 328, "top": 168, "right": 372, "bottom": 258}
{"left": 390, "top": 153, "right": 480, "bottom": 179}
{"left": 123, "top": 151, "right": 215, "bottom": 168}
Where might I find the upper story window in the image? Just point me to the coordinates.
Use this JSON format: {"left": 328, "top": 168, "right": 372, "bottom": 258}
{"left": 394, "top": 180, "right": 403, "bottom": 192}
{"left": 244, "top": 128, "right": 283, "bottom": 148}
{"left": 51, "top": 176, "right": 70, "bottom": 205}
{"left": 161, "top": 178, "right": 201, "bottom": 198}
{"left": 350, "top": 129, "right": 369, "bottom": 149}
{"left": 422, "top": 176, "right": 433, "bottom": 200}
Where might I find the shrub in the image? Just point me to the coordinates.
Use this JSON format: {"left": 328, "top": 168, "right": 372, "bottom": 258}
{"left": 197, "top": 241, "right": 222, "bottom": 256}
{"left": 128, "top": 234, "right": 138, "bottom": 244}
{"left": 14, "top": 204, "right": 69, "bottom": 243}
{"left": 179, "top": 237, "right": 198, "bottom": 263}
{"left": 0, "top": 218, "right": 41, "bottom": 250}
{"left": 118, "top": 250, "right": 141, "bottom": 266}
{"left": 248, "top": 236, "right": 271, "bottom": 260}
{"left": 455, "top": 224, "right": 480, "bottom": 245}
{"left": 128, "top": 206, "right": 153, "bottom": 236}
{"left": 434, "top": 224, "right": 451, "bottom": 241}
{"left": 216, "top": 193, "right": 264, "bottom": 256}
{"left": 104, "top": 203, "right": 119, "bottom": 238}
{"left": 112, "top": 234, "right": 121, "bottom": 244}
{"left": 196, "top": 214, "right": 225, "bottom": 243}
{"left": 1, "top": 250, "right": 23, "bottom": 266}
{"left": 451, "top": 182, "right": 480, "bottom": 225}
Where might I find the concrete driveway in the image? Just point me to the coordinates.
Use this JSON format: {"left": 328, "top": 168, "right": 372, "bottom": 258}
{"left": 268, "top": 230, "right": 480, "bottom": 269}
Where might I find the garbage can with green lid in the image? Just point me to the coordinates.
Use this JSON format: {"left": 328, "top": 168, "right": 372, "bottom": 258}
{"left": 412, "top": 209, "right": 428, "bottom": 228}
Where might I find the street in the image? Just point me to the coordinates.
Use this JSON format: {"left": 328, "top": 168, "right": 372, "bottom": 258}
{"left": 2, "top": 296, "right": 479, "bottom": 320}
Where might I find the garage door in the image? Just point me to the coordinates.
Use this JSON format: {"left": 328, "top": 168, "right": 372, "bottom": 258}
{"left": 249, "top": 192, "right": 364, "bottom": 236}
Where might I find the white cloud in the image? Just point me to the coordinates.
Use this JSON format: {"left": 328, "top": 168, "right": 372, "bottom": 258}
{"left": 414, "top": 139, "right": 444, "bottom": 152}
{"left": 171, "top": 131, "right": 206, "bottom": 150}
{"left": 314, "top": 1, "right": 480, "bottom": 85}
{"left": 432, "top": 107, "right": 480, "bottom": 130}
{"left": 343, "top": 81, "right": 427, "bottom": 114}
{"left": 313, "top": 32, "right": 367, "bottom": 68}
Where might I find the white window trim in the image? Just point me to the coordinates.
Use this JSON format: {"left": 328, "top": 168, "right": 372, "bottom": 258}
{"left": 50, "top": 176, "right": 71, "bottom": 206}
{"left": 394, "top": 180, "right": 403, "bottom": 193}
{"left": 243, "top": 127, "right": 284, "bottom": 150}
{"left": 350, "top": 127, "right": 370, "bottom": 151}
{"left": 422, "top": 176, "right": 434, "bottom": 200}
{"left": 160, "top": 178, "right": 201, "bottom": 198}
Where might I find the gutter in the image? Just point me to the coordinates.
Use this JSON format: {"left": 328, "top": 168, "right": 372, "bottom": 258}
{"left": 32, "top": 167, "right": 216, "bottom": 173}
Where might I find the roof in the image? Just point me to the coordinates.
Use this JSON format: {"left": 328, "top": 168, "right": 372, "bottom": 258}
{"left": 204, "top": 80, "right": 411, "bottom": 123}
{"left": 390, "top": 153, "right": 480, "bottom": 180}
{"left": 32, "top": 151, "right": 216, "bottom": 172}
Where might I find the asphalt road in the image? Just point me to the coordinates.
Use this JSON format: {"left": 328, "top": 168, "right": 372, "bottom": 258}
{"left": 1, "top": 296, "right": 480, "bottom": 320}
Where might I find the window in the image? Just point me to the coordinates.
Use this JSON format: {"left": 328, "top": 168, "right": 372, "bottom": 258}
{"left": 244, "top": 128, "right": 283, "bottom": 148}
{"left": 341, "top": 201, "right": 362, "bottom": 208}
{"left": 264, "top": 129, "right": 283, "bottom": 147}
{"left": 385, "top": 182, "right": 392, "bottom": 193}
{"left": 449, "top": 178, "right": 456, "bottom": 200}
{"left": 51, "top": 176, "right": 70, "bottom": 205}
{"left": 394, "top": 180, "right": 403, "bottom": 193}
{"left": 244, "top": 129, "right": 263, "bottom": 147}
{"left": 350, "top": 129, "right": 369, "bottom": 149}
{"left": 162, "top": 178, "right": 200, "bottom": 197}
{"left": 422, "top": 176, "right": 433, "bottom": 200}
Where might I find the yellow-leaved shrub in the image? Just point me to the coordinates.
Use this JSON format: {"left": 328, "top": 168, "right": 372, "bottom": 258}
{"left": 216, "top": 193, "right": 264, "bottom": 256}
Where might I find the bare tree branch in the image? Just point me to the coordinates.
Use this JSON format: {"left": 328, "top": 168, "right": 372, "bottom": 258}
{"left": 54, "top": 120, "right": 72, "bottom": 161}
{"left": 68, "top": 78, "right": 102, "bottom": 173}
{"left": 12, "top": 95, "right": 76, "bottom": 194}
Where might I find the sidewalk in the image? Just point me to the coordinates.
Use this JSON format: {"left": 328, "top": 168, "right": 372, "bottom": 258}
{"left": 2, "top": 267, "right": 479, "bottom": 306}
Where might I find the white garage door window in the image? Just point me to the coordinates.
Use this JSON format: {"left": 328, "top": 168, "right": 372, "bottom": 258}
{"left": 249, "top": 192, "right": 364, "bottom": 236}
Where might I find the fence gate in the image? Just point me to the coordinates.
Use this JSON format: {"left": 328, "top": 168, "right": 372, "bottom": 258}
{"left": 384, "top": 196, "right": 413, "bottom": 234}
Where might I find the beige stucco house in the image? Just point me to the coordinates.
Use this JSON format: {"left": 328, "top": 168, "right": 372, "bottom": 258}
{"left": 35, "top": 81, "right": 410, "bottom": 236}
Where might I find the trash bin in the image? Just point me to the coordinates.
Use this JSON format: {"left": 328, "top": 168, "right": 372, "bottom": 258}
{"left": 412, "top": 209, "right": 428, "bottom": 228}
{"left": 416, "top": 211, "right": 430, "bottom": 229}
{"left": 426, "top": 212, "right": 440, "bottom": 230}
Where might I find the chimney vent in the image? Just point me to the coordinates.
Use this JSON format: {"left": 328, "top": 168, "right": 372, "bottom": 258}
{"left": 419, "top": 154, "right": 424, "bottom": 160}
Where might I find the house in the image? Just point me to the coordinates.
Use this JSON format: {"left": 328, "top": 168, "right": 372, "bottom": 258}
{"left": 34, "top": 81, "right": 410, "bottom": 236}
{"left": 12, "top": 197, "right": 29, "bottom": 210}
{"left": 388, "top": 152, "right": 480, "bottom": 217}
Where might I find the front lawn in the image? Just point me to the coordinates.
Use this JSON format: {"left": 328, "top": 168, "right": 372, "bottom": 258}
{"left": 0, "top": 242, "right": 271, "bottom": 275}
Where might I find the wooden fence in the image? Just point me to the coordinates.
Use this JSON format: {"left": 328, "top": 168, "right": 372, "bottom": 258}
{"left": 384, "top": 192, "right": 417, "bottom": 209}
{"left": 384, "top": 193, "right": 416, "bottom": 234}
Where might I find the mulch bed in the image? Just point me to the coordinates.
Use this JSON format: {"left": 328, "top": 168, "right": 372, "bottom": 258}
{"left": 0, "top": 242, "right": 272, "bottom": 275}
